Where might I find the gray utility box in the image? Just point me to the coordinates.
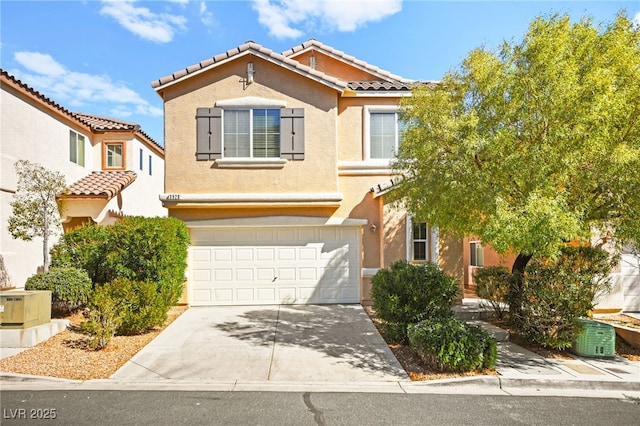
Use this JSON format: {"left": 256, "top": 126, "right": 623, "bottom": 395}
{"left": 0, "top": 290, "right": 52, "bottom": 329}
{"left": 572, "top": 318, "right": 615, "bottom": 358}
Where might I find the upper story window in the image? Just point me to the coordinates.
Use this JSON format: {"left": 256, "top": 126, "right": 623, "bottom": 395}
{"left": 365, "top": 107, "right": 406, "bottom": 160}
{"left": 148, "top": 155, "right": 152, "bottom": 176}
{"left": 139, "top": 149, "right": 144, "bottom": 170}
{"left": 223, "top": 108, "right": 280, "bottom": 158}
{"left": 69, "top": 130, "right": 85, "bottom": 166}
{"left": 470, "top": 241, "right": 485, "bottom": 267}
{"left": 195, "top": 103, "right": 304, "bottom": 162}
{"left": 103, "top": 141, "right": 125, "bottom": 170}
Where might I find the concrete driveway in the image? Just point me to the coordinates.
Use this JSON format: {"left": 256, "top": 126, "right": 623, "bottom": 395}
{"left": 111, "top": 304, "right": 408, "bottom": 382}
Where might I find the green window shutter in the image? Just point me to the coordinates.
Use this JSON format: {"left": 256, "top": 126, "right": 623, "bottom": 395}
{"left": 196, "top": 107, "right": 222, "bottom": 160}
{"left": 280, "top": 108, "right": 304, "bottom": 160}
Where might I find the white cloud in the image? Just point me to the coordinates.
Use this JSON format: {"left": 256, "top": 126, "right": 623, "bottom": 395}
{"left": 634, "top": 11, "right": 640, "bottom": 27}
{"left": 14, "top": 52, "right": 66, "bottom": 77}
{"left": 12, "top": 51, "right": 161, "bottom": 117}
{"left": 100, "top": 0, "right": 187, "bottom": 43}
{"left": 199, "top": 1, "right": 214, "bottom": 28}
{"left": 252, "top": 0, "right": 402, "bottom": 39}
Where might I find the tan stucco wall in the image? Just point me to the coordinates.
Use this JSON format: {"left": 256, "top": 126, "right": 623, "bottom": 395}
{"left": 337, "top": 97, "right": 400, "bottom": 162}
{"left": 292, "top": 51, "right": 380, "bottom": 82}
{"left": 440, "top": 235, "right": 465, "bottom": 303}
{"left": 162, "top": 57, "right": 340, "bottom": 195}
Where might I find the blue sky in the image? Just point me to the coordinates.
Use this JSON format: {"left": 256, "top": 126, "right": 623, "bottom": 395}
{"left": 2, "top": 1, "right": 638, "bottom": 146}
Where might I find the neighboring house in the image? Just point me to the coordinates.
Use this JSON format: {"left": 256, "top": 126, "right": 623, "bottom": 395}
{"left": 463, "top": 237, "right": 639, "bottom": 312}
{"left": 0, "top": 69, "right": 165, "bottom": 287}
{"left": 153, "top": 39, "right": 463, "bottom": 306}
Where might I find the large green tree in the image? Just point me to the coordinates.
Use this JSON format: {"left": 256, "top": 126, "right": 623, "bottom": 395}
{"left": 8, "top": 160, "right": 67, "bottom": 272}
{"left": 392, "top": 13, "right": 640, "bottom": 275}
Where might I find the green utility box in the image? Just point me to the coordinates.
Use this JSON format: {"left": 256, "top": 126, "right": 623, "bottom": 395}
{"left": 572, "top": 318, "right": 615, "bottom": 358}
{"left": 0, "top": 290, "right": 52, "bottom": 329}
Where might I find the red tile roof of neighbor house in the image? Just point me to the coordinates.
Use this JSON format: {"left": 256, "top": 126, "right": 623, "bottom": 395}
{"left": 0, "top": 69, "right": 163, "bottom": 155}
{"left": 66, "top": 171, "right": 137, "bottom": 200}
{"left": 151, "top": 39, "right": 436, "bottom": 93}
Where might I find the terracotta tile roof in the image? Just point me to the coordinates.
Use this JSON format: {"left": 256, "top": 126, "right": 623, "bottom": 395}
{"left": 370, "top": 177, "right": 402, "bottom": 197}
{"left": 348, "top": 80, "right": 438, "bottom": 92}
{"left": 73, "top": 113, "right": 139, "bottom": 132}
{"left": 152, "top": 40, "right": 347, "bottom": 92}
{"left": 283, "top": 39, "right": 412, "bottom": 84}
{"left": 1, "top": 69, "right": 163, "bottom": 154}
{"left": 67, "top": 171, "right": 137, "bottom": 200}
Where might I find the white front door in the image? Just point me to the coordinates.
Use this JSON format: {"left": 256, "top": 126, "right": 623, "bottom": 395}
{"left": 188, "top": 226, "right": 361, "bottom": 305}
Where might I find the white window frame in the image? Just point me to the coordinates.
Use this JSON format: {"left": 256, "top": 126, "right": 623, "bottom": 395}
{"left": 69, "top": 130, "right": 85, "bottom": 166}
{"left": 406, "top": 216, "right": 439, "bottom": 263}
{"left": 364, "top": 105, "right": 404, "bottom": 162}
{"left": 470, "top": 241, "right": 485, "bottom": 267}
{"left": 221, "top": 108, "right": 280, "bottom": 159}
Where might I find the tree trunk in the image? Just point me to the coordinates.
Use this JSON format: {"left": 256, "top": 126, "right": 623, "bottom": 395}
{"left": 508, "top": 252, "right": 532, "bottom": 325}
{"left": 42, "top": 206, "right": 49, "bottom": 273}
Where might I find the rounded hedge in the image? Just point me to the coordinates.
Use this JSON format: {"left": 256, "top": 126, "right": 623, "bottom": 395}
{"left": 371, "top": 260, "right": 459, "bottom": 342}
{"left": 408, "top": 318, "right": 497, "bottom": 372}
{"left": 25, "top": 267, "right": 92, "bottom": 315}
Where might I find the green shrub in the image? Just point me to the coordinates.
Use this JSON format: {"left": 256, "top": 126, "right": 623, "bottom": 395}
{"left": 50, "top": 224, "right": 110, "bottom": 284}
{"left": 82, "top": 286, "right": 123, "bottom": 350}
{"left": 371, "top": 260, "right": 459, "bottom": 342}
{"left": 50, "top": 217, "right": 190, "bottom": 306}
{"left": 515, "top": 246, "right": 615, "bottom": 349}
{"left": 105, "top": 278, "right": 169, "bottom": 335}
{"left": 25, "top": 267, "right": 92, "bottom": 315}
{"left": 473, "top": 266, "right": 511, "bottom": 320}
{"left": 408, "top": 318, "right": 497, "bottom": 372}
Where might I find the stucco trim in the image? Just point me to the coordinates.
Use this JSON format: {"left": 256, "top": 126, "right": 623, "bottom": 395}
{"left": 338, "top": 161, "right": 393, "bottom": 176}
{"left": 160, "top": 192, "right": 344, "bottom": 207}
{"left": 362, "top": 268, "right": 381, "bottom": 277}
{"left": 185, "top": 216, "right": 367, "bottom": 228}
{"left": 216, "top": 97, "right": 287, "bottom": 108}
{"left": 215, "top": 158, "right": 287, "bottom": 169}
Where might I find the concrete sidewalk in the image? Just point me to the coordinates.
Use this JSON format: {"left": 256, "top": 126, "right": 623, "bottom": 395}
{"left": 2, "top": 300, "right": 639, "bottom": 398}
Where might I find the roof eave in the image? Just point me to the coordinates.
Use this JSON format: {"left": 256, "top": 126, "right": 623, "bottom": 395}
{"left": 153, "top": 48, "right": 348, "bottom": 95}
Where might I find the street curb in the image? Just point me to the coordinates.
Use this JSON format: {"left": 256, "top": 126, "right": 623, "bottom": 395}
{"left": 2, "top": 372, "right": 639, "bottom": 394}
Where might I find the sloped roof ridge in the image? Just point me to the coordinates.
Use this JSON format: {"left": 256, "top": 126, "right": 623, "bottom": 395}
{"left": 73, "top": 112, "right": 139, "bottom": 131}
{"left": 1, "top": 69, "right": 162, "bottom": 152}
{"left": 282, "top": 39, "right": 412, "bottom": 84}
{"left": 1, "top": 68, "right": 78, "bottom": 124}
{"left": 151, "top": 40, "right": 348, "bottom": 91}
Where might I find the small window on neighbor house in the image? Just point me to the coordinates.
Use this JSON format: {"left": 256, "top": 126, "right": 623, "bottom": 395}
{"left": 148, "top": 155, "right": 152, "bottom": 176}
{"left": 69, "top": 130, "right": 85, "bottom": 166}
{"left": 104, "top": 142, "right": 124, "bottom": 169}
{"left": 470, "top": 241, "right": 485, "bottom": 267}
{"left": 412, "top": 222, "right": 428, "bottom": 261}
{"left": 139, "top": 149, "right": 144, "bottom": 170}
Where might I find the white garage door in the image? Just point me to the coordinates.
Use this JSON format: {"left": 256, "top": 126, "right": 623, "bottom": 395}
{"left": 188, "top": 226, "right": 361, "bottom": 305}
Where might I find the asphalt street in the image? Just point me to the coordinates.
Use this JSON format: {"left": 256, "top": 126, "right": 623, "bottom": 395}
{"left": 2, "top": 390, "right": 640, "bottom": 425}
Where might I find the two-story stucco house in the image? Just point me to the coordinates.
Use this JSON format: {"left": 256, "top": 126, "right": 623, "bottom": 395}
{"left": 153, "top": 40, "right": 464, "bottom": 306}
{"left": 0, "top": 69, "right": 165, "bottom": 288}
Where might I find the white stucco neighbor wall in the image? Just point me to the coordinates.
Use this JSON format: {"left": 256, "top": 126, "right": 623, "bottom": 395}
{"left": 595, "top": 251, "right": 640, "bottom": 313}
{"left": 1, "top": 86, "right": 92, "bottom": 288}
{"left": 120, "top": 137, "right": 166, "bottom": 218}
{"left": 1, "top": 78, "right": 165, "bottom": 288}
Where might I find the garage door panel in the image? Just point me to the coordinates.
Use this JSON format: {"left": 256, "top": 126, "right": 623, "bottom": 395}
{"left": 214, "top": 269, "right": 233, "bottom": 281}
{"left": 236, "top": 288, "right": 254, "bottom": 302}
{"left": 189, "top": 225, "right": 360, "bottom": 306}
